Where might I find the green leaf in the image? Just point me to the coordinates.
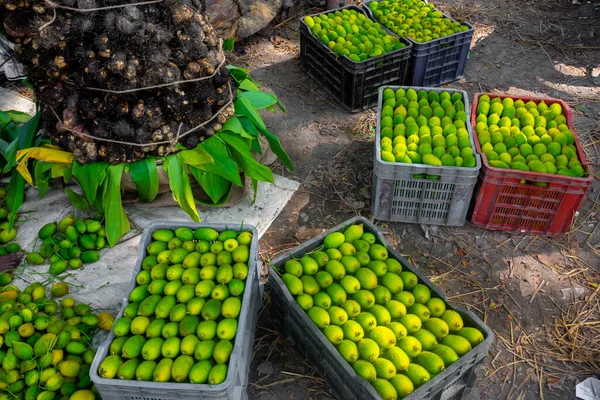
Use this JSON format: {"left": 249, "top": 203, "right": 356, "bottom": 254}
{"left": 251, "top": 137, "right": 262, "bottom": 154}
{"left": 128, "top": 158, "right": 159, "bottom": 203}
{"left": 163, "top": 153, "right": 200, "bottom": 222}
{"left": 258, "top": 127, "right": 295, "bottom": 172}
{"left": 221, "top": 117, "right": 247, "bottom": 137}
{"left": 235, "top": 97, "right": 266, "bottom": 130}
{"left": 178, "top": 147, "right": 214, "bottom": 167}
{"left": 6, "top": 172, "right": 24, "bottom": 230}
{"left": 18, "top": 112, "right": 40, "bottom": 149}
{"left": 0, "top": 122, "right": 18, "bottom": 142}
{"left": 34, "top": 161, "right": 53, "bottom": 198}
{"left": 0, "top": 111, "right": 10, "bottom": 126}
{"left": 226, "top": 65, "right": 250, "bottom": 84}
{"left": 238, "top": 79, "right": 260, "bottom": 92}
{"left": 65, "top": 187, "right": 90, "bottom": 212}
{"left": 251, "top": 178, "right": 258, "bottom": 205}
{"left": 190, "top": 169, "right": 232, "bottom": 204}
{"left": 2, "top": 139, "right": 18, "bottom": 173}
{"left": 194, "top": 137, "right": 242, "bottom": 186}
{"left": 239, "top": 91, "right": 280, "bottom": 110}
{"left": 219, "top": 132, "right": 274, "bottom": 184}
{"left": 72, "top": 162, "right": 108, "bottom": 206}
{"left": 238, "top": 116, "right": 259, "bottom": 137}
{"left": 223, "top": 38, "right": 235, "bottom": 51}
{"left": 102, "top": 164, "right": 130, "bottom": 247}
{"left": 5, "top": 110, "right": 32, "bottom": 124}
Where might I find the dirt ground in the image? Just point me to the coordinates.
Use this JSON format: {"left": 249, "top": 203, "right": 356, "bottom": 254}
{"left": 231, "top": 0, "right": 600, "bottom": 399}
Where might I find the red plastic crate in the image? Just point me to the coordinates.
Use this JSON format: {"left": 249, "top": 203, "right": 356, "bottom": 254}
{"left": 470, "top": 93, "right": 593, "bottom": 237}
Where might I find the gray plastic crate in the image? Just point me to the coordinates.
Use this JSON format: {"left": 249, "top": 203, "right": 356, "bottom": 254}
{"left": 90, "top": 222, "right": 262, "bottom": 400}
{"left": 268, "top": 216, "right": 493, "bottom": 400}
{"left": 372, "top": 86, "right": 481, "bottom": 225}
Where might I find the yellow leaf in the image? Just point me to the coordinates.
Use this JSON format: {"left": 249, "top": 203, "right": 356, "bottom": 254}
{"left": 16, "top": 147, "right": 75, "bottom": 186}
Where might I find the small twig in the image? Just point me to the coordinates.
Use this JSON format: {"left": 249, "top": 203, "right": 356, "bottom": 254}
{"left": 530, "top": 280, "right": 546, "bottom": 304}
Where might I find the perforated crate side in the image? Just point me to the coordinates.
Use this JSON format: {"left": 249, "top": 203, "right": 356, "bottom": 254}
{"left": 371, "top": 86, "right": 481, "bottom": 225}
{"left": 469, "top": 93, "right": 593, "bottom": 236}
{"left": 299, "top": 6, "right": 412, "bottom": 112}
{"left": 267, "top": 216, "right": 493, "bottom": 400}
{"left": 90, "top": 222, "right": 262, "bottom": 400}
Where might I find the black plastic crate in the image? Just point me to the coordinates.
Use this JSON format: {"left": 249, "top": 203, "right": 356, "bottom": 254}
{"left": 268, "top": 216, "right": 493, "bottom": 400}
{"left": 362, "top": 2, "right": 474, "bottom": 87}
{"left": 300, "top": 6, "right": 412, "bottom": 112}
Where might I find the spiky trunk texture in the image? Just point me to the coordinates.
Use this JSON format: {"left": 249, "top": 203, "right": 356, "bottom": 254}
{"left": 1, "top": 0, "right": 235, "bottom": 164}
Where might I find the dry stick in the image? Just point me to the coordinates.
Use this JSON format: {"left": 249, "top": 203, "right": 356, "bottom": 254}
{"left": 530, "top": 280, "right": 545, "bottom": 304}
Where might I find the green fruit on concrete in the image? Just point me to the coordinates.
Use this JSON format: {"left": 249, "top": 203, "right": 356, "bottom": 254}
{"left": 430, "top": 344, "right": 459, "bottom": 366}
{"left": 337, "top": 339, "right": 359, "bottom": 363}
{"left": 38, "top": 223, "right": 57, "bottom": 239}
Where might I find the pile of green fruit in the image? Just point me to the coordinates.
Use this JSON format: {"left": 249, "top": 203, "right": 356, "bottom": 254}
{"left": 379, "top": 88, "right": 476, "bottom": 175}
{"left": 304, "top": 8, "right": 407, "bottom": 62}
{"left": 367, "top": 0, "right": 470, "bottom": 43}
{"left": 98, "top": 227, "right": 253, "bottom": 386}
{"left": 475, "top": 95, "right": 586, "bottom": 179}
{"left": 0, "top": 186, "right": 19, "bottom": 253}
{"left": 26, "top": 216, "right": 105, "bottom": 274}
{"left": 279, "top": 223, "right": 485, "bottom": 400}
{"left": 0, "top": 276, "right": 114, "bottom": 399}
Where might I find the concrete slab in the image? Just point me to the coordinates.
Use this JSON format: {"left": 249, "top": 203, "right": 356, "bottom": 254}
{"left": 0, "top": 87, "right": 35, "bottom": 115}
{"left": 12, "top": 174, "right": 299, "bottom": 311}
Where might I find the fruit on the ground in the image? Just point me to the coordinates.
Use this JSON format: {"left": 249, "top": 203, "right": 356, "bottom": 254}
{"left": 304, "top": 8, "right": 406, "bottom": 63}
{"left": 99, "top": 227, "right": 253, "bottom": 384}
{"left": 0, "top": 281, "right": 107, "bottom": 398}
{"left": 475, "top": 95, "right": 586, "bottom": 179}
{"left": 379, "top": 88, "right": 476, "bottom": 175}
{"left": 280, "top": 222, "right": 485, "bottom": 396}
{"left": 368, "top": 0, "right": 470, "bottom": 43}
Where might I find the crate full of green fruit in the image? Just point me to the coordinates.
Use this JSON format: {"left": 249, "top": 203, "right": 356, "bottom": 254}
{"left": 372, "top": 86, "right": 481, "bottom": 226}
{"left": 268, "top": 216, "right": 493, "bottom": 400}
{"left": 90, "top": 222, "right": 261, "bottom": 400}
